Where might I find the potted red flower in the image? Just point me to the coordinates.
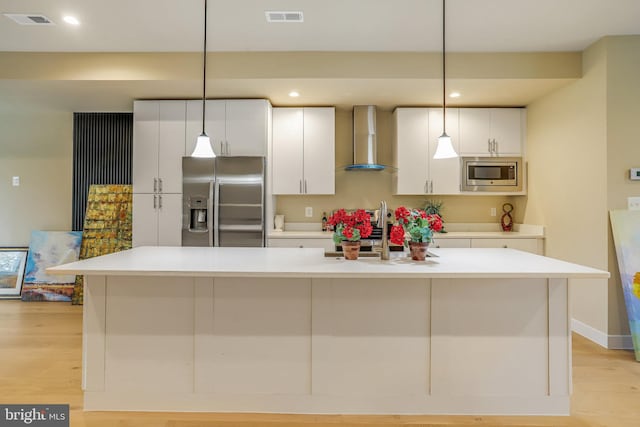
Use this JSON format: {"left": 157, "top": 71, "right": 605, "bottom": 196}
{"left": 327, "top": 209, "right": 373, "bottom": 260}
{"left": 390, "top": 206, "right": 443, "bottom": 260}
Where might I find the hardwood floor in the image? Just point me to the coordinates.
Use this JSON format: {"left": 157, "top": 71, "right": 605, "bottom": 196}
{"left": 1, "top": 300, "right": 639, "bottom": 427}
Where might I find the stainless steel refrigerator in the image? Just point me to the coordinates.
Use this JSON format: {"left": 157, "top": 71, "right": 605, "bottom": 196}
{"left": 182, "top": 156, "right": 265, "bottom": 247}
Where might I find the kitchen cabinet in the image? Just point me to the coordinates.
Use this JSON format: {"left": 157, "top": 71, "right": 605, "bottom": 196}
{"left": 133, "top": 100, "right": 185, "bottom": 247}
{"left": 186, "top": 99, "right": 270, "bottom": 157}
{"left": 471, "top": 238, "right": 542, "bottom": 254}
{"left": 132, "top": 193, "right": 182, "bottom": 247}
{"left": 459, "top": 108, "right": 524, "bottom": 156}
{"left": 432, "top": 238, "right": 471, "bottom": 249}
{"left": 267, "top": 237, "right": 334, "bottom": 251}
{"left": 392, "top": 108, "right": 460, "bottom": 195}
{"left": 272, "top": 107, "right": 335, "bottom": 195}
{"left": 133, "top": 100, "right": 186, "bottom": 194}
{"left": 428, "top": 108, "right": 461, "bottom": 194}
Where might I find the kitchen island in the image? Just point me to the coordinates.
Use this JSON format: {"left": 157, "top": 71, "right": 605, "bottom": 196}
{"left": 49, "top": 246, "right": 608, "bottom": 415}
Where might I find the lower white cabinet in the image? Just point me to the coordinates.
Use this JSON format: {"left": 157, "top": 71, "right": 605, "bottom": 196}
{"left": 432, "top": 238, "right": 471, "bottom": 249}
{"left": 268, "top": 238, "right": 334, "bottom": 251}
{"left": 471, "top": 238, "right": 542, "bottom": 254}
{"left": 133, "top": 193, "right": 182, "bottom": 247}
{"left": 431, "top": 237, "right": 542, "bottom": 254}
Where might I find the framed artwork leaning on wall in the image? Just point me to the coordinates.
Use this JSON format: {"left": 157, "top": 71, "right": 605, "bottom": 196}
{"left": 0, "top": 247, "right": 28, "bottom": 299}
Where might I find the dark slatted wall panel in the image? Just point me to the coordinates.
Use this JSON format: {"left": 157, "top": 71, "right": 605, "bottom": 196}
{"left": 72, "top": 113, "right": 133, "bottom": 231}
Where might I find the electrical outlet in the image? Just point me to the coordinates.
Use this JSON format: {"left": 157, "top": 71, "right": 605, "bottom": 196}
{"left": 12, "top": 176, "right": 19, "bottom": 186}
{"left": 305, "top": 207, "right": 313, "bottom": 217}
{"left": 490, "top": 207, "right": 497, "bottom": 217}
{"left": 628, "top": 197, "right": 640, "bottom": 211}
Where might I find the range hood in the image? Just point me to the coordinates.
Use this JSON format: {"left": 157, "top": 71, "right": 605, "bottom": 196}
{"left": 345, "top": 105, "right": 385, "bottom": 171}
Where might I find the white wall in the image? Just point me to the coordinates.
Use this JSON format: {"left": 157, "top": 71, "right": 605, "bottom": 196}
{"left": 524, "top": 40, "right": 609, "bottom": 336}
{"left": 0, "top": 108, "right": 72, "bottom": 246}
{"left": 606, "top": 36, "right": 640, "bottom": 337}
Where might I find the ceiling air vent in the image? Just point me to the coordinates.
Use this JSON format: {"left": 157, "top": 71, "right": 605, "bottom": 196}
{"left": 3, "top": 13, "right": 55, "bottom": 25}
{"left": 265, "top": 11, "right": 304, "bottom": 23}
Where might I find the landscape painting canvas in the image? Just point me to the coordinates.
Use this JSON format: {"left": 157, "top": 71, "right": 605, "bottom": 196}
{"left": 0, "top": 248, "right": 28, "bottom": 299}
{"left": 609, "top": 210, "right": 640, "bottom": 361}
{"left": 22, "top": 231, "right": 83, "bottom": 302}
{"left": 72, "top": 184, "right": 132, "bottom": 305}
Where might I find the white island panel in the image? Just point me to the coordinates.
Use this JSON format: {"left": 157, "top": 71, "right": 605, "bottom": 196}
{"left": 312, "top": 279, "right": 430, "bottom": 396}
{"left": 431, "top": 278, "right": 549, "bottom": 396}
{"left": 103, "top": 276, "right": 194, "bottom": 393}
{"left": 197, "top": 277, "right": 312, "bottom": 395}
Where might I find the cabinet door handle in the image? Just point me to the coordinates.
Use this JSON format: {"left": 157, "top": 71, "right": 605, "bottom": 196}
{"left": 304, "top": 180, "right": 308, "bottom": 194}
{"left": 424, "top": 180, "right": 428, "bottom": 193}
{"left": 159, "top": 195, "right": 163, "bottom": 209}
{"left": 158, "top": 178, "right": 163, "bottom": 193}
{"left": 153, "top": 194, "right": 157, "bottom": 209}
{"left": 488, "top": 139, "right": 492, "bottom": 153}
{"left": 430, "top": 181, "right": 433, "bottom": 193}
{"left": 225, "top": 141, "right": 229, "bottom": 155}
{"left": 493, "top": 139, "right": 497, "bottom": 154}
{"left": 299, "top": 180, "right": 303, "bottom": 194}
{"left": 153, "top": 178, "right": 157, "bottom": 193}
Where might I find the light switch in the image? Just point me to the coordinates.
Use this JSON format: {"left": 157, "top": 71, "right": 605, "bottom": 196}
{"left": 12, "top": 176, "right": 19, "bottom": 186}
{"left": 628, "top": 197, "right": 640, "bottom": 210}
{"left": 305, "top": 207, "right": 313, "bottom": 217}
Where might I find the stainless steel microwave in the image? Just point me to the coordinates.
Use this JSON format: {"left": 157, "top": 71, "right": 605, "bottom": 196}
{"left": 461, "top": 157, "right": 523, "bottom": 192}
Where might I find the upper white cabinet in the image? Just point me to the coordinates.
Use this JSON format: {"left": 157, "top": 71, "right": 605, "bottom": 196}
{"left": 186, "top": 99, "right": 270, "bottom": 157}
{"left": 272, "top": 107, "right": 335, "bottom": 195}
{"left": 459, "top": 108, "right": 524, "bottom": 156}
{"left": 133, "top": 100, "right": 186, "bottom": 194}
{"left": 392, "top": 108, "right": 460, "bottom": 195}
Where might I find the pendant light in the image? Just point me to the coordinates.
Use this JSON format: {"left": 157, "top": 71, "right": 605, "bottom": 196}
{"left": 433, "top": 0, "right": 458, "bottom": 160}
{"left": 191, "top": 0, "right": 216, "bottom": 158}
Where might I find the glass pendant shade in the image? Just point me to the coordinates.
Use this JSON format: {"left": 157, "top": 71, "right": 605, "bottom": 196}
{"left": 433, "top": 132, "right": 457, "bottom": 159}
{"left": 191, "top": 132, "right": 215, "bottom": 158}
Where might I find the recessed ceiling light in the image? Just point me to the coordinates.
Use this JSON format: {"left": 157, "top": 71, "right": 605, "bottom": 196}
{"left": 265, "top": 11, "right": 304, "bottom": 23}
{"left": 289, "top": 91, "right": 300, "bottom": 98}
{"left": 3, "top": 13, "right": 55, "bottom": 25}
{"left": 449, "top": 92, "right": 461, "bottom": 98}
{"left": 63, "top": 15, "right": 80, "bottom": 25}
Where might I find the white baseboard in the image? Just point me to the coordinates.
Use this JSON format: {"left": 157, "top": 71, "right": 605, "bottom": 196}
{"left": 607, "top": 334, "right": 635, "bottom": 350}
{"left": 571, "top": 318, "right": 634, "bottom": 350}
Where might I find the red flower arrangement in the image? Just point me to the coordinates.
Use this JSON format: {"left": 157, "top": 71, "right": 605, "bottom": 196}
{"left": 327, "top": 209, "right": 373, "bottom": 243}
{"left": 389, "top": 206, "right": 443, "bottom": 246}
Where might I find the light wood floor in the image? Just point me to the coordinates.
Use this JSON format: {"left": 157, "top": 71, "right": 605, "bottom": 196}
{"left": 1, "top": 301, "right": 639, "bottom": 427}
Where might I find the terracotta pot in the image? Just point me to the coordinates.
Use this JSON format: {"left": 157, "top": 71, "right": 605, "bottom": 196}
{"left": 342, "top": 241, "right": 361, "bottom": 260}
{"left": 409, "top": 241, "right": 429, "bottom": 261}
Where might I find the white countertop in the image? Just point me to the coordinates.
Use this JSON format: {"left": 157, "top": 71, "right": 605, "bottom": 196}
{"left": 49, "top": 246, "right": 608, "bottom": 280}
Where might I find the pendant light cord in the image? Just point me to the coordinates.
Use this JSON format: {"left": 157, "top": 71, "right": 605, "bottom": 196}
{"left": 201, "top": 0, "right": 207, "bottom": 134}
{"left": 441, "top": 0, "right": 446, "bottom": 134}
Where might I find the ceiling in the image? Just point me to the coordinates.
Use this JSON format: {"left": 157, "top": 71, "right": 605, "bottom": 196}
{"left": 2, "top": 0, "right": 640, "bottom": 52}
{"left": 1, "top": 0, "right": 639, "bottom": 111}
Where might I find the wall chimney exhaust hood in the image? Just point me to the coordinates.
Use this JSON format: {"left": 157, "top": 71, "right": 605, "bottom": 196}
{"left": 345, "top": 105, "right": 385, "bottom": 171}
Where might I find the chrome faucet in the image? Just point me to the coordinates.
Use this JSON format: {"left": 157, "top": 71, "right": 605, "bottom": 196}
{"left": 377, "top": 200, "right": 390, "bottom": 260}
